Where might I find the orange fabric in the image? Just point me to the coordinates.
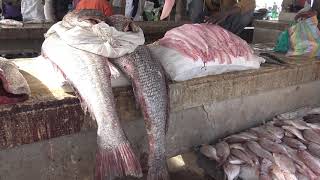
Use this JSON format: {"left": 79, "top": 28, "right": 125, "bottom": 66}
{"left": 76, "top": 0, "right": 113, "bottom": 17}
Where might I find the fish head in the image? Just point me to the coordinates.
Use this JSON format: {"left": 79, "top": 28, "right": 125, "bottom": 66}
{"left": 105, "top": 15, "right": 140, "bottom": 33}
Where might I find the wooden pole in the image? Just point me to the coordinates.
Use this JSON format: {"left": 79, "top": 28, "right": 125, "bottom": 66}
{"left": 175, "top": 0, "right": 187, "bottom": 22}
{"left": 120, "top": 0, "right": 126, "bottom": 15}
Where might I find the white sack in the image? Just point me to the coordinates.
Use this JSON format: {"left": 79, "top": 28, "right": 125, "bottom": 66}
{"left": 149, "top": 45, "right": 265, "bottom": 82}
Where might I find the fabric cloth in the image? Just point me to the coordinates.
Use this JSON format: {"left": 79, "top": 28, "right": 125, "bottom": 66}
{"left": 76, "top": 0, "right": 113, "bottom": 17}
{"left": 2, "top": 2, "right": 22, "bottom": 20}
{"left": 21, "top": 0, "right": 45, "bottom": 22}
{"left": 125, "top": 0, "right": 134, "bottom": 17}
{"left": 45, "top": 20, "right": 145, "bottom": 58}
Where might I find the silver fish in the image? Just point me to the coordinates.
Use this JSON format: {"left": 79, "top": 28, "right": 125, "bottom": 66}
{"left": 259, "top": 138, "right": 288, "bottom": 154}
{"left": 308, "top": 143, "right": 320, "bottom": 158}
{"left": 228, "top": 155, "right": 245, "bottom": 165}
{"left": 282, "top": 137, "right": 307, "bottom": 150}
{"left": 297, "top": 150, "right": 320, "bottom": 175}
{"left": 200, "top": 145, "right": 219, "bottom": 161}
{"left": 43, "top": 12, "right": 142, "bottom": 180}
{"left": 283, "top": 120, "right": 311, "bottom": 130}
{"left": 271, "top": 165, "right": 286, "bottom": 180}
{"left": 265, "top": 125, "right": 284, "bottom": 139}
{"left": 229, "top": 143, "right": 246, "bottom": 151}
{"left": 230, "top": 148, "right": 254, "bottom": 166}
{"left": 239, "top": 165, "right": 259, "bottom": 180}
{"left": 303, "top": 129, "right": 320, "bottom": 145}
{"left": 282, "top": 144, "right": 304, "bottom": 166}
{"left": 246, "top": 141, "right": 274, "bottom": 162}
{"left": 108, "top": 15, "right": 169, "bottom": 180}
{"left": 225, "top": 132, "right": 258, "bottom": 143}
{"left": 0, "top": 58, "right": 30, "bottom": 104}
{"left": 282, "top": 126, "right": 305, "bottom": 141}
{"left": 296, "top": 163, "right": 318, "bottom": 180}
{"left": 273, "top": 153, "right": 296, "bottom": 174}
{"left": 296, "top": 173, "right": 310, "bottom": 180}
{"left": 215, "top": 141, "right": 230, "bottom": 164}
{"left": 306, "top": 123, "right": 320, "bottom": 130}
{"left": 223, "top": 163, "right": 240, "bottom": 180}
{"left": 250, "top": 127, "right": 281, "bottom": 143}
{"left": 259, "top": 159, "right": 273, "bottom": 180}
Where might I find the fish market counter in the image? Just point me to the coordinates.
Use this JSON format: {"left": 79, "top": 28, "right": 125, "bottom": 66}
{"left": 0, "top": 21, "right": 188, "bottom": 54}
{"left": 1, "top": 51, "right": 320, "bottom": 179}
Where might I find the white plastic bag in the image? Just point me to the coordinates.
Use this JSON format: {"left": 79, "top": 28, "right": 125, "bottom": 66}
{"left": 21, "top": 0, "right": 45, "bottom": 22}
{"left": 149, "top": 45, "right": 265, "bottom": 82}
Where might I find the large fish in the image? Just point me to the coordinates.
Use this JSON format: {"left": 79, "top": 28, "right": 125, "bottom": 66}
{"left": 106, "top": 15, "right": 170, "bottom": 180}
{"left": 297, "top": 150, "right": 320, "bottom": 175}
{"left": 0, "top": 58, "right": 30, "bottom": 105}
{"left": 42, "top": 11, "right": 142, "bottom": 180}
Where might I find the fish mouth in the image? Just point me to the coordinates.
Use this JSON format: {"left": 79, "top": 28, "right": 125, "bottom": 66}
{"left": 0, "top": 80, "right": 28, "bottom": 104}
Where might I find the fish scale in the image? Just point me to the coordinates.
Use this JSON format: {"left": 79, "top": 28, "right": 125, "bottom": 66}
{"left": 111, "top": 44, "right": 169, "bottom": 180}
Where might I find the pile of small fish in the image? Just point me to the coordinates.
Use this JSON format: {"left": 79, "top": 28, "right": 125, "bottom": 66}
{"left": 199, "top": 109, "right": 320, "bottom": 180}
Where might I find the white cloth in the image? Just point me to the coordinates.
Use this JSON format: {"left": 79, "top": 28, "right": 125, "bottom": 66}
{"left": 21, "top": 0, "right": 45, "bottom": 22}
{"left": 125, "top": 0, "right": 134, "bottom": 17}
{"left": 45, "top": 21, "right": 145, "bottom": 58}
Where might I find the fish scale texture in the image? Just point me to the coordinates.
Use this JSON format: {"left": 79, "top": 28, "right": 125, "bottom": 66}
{"left": 111, "top": 45, "right": 169, "bottom": 180}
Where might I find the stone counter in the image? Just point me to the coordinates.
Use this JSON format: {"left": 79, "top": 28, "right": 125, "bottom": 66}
{"left": 1, "top": 51, "right": 320, "bottom": 179}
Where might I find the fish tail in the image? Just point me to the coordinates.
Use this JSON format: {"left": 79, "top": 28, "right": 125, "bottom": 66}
{"left": 147, "top": 160, "right": 170, "bottom": 180}
{"left": 95, "top": 142, "right": 143, "bottom": 180}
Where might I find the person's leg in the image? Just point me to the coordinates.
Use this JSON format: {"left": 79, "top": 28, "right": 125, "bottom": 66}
{"left": 189, "top": 0, "right": 207, "bottom": 23}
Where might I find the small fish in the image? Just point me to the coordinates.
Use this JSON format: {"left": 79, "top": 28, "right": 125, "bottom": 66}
{"left": 277, "top": 107, "right": 312, "bottom": 120}
{"left": 225, "top": 132, "right": 258, "bottom": 143}
{"left": 250, "top": 127, "right": 281, "bottom": 143}
{"left": 284, "top": 131, "right": 296, "bottom": 138}
{"left": 308, "top": 143, "right": 320, "bottom": 158}
{"left": 304, "top": 114, "right": 320, "bottom": 123}
{"left": 228, "top": 155, "right": 245, "bottom": 165}
{"left": 216, "top": 141, "right": 230, "bottom": 163}
{"left": 223, "top": 163, "right": 240, "bottom": 180}
{"left": 282, "top": 137, "right": 307, "bottom": 150}
{"left": 259, "top": 159, "right": 273, "bottom": 180}
{"left": 229, "top": 143, "right": 246, "bottom": 151}
{"left": 296, "top": 173, "right": 310, "bottom": 180}
{"left": 282, "top": 126, "right": 305, "bottom": 141}
{"left": 200, "top": 144, "right": 219, "bottom": 161}
{"left": 273, "top": 153, "right": 296, "bottom": 174}
{"left": 283, "top": 120, "right": 311, "bottom": 130}
{"left": 245, "top": 147, "right": 260, "bottom": 166}
{"left": 239, "top": 166, "right": 259, "bottom": 180}
{"left": 296, "top": 163, "right": 318, "bottom": 179}
{"left": 246, "top": 141, "right": 274, "bottom": 162}
{"left": 306, "top": 123, "right": 320, "bottom": 130}
{"left": 283, "top": 172, "right": 298, "bottom": 180}
{"left": 303, "top": 129, "right": 320, "bottom": 145}
{"left": 259, "top": 138, "right": 288, "bottom": 154}
{"left": 230, "top": 148, "right": 254, "bottom": 166}
{"left": 265, "top": 125, "right": 284, "bottom": 139}
{"left": 271, "top": 165, "right": 286, "bottom": 180}
{"left": 282, "top": 144, "right": 304, "bottom": 166}
{"left": 297, "top": 150, "right": 320, "bottom": 175}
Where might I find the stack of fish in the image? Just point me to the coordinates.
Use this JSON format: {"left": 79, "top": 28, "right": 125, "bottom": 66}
{"left": 199, "top": 110, "right": 320, "bottom": 180}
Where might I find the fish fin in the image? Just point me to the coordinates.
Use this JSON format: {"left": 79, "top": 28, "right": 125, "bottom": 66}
{"left": 95, "top": 142, "right": 143, "bottom": 180}
{"left": 147, "top": 159, "right": 170, "bottom": 180}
